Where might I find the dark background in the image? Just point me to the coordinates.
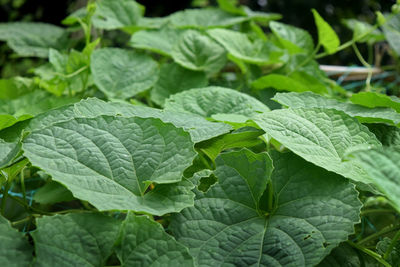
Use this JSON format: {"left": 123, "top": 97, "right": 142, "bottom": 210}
{"left": 0, "top": 0, "right": 396, "bottom": 75}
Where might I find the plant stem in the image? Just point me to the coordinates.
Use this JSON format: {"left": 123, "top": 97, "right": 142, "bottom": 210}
{"left": 11, "top": 216, "right": 32, "bottom": 226}
{"left": 348, "top": 240, "right": 391, "bottom": 267}
{"left": 352, "top": 43, "right": 372, "bottom": 91}
{"left": 20, "top": 167, "right": 26, "bottom": 203}
{"left": 0, "top": 179, "right": 12, "bottom": 216}
{"left": 383, "top": 228, "right": 400, "bottom": 260}
{"left": 358, "top": 224, "right": 400, "bottom": 245}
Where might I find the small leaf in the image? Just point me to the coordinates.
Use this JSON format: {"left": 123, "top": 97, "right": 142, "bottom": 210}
{"left": 270, "top": 21, "right": 314, "bottom": 54}
{"left": 168, "top": 8, "right": 247, "bottom": 29}
{"left": 208, "top": 28, "right": 285, "bottom": 65}
{"left": 171, "top": 30, "right": 227, "bottom": 74}
{"left": 0, "top": 22, "right": 67, "bottom": 58}
{"left": 115, "top": 213, "right": 194, "bottom": 266}
{"left": 91, "top": 48, "right": 159, "bottom": 99}
{"left": 164, "top": 86, "right": 270, "bottom": 122}
{"left": 312, "top": 9, "right": 340, "bottom": 54}
{"left": 151, "top": 63, "right": 208, "bottom": 106}
{"left": 92, "top": 0, "right": 143, "bottom": 32}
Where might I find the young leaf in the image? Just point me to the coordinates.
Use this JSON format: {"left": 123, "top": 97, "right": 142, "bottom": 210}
{"left": 150, "top": 63, "right": 208, "bottom": 106}
{"left": 164, "top": 86, "right": 270, "bottom": 122}
{"left": 0, "top": 215, "right": 33, "bottom": 266}
{"left": 270, "top": 21, "right": 314, "bottom": 54}
{"left": 23, "top": 116, "right": 197, "bottom": 215}
{"left": 0, "top": 22, "right": 67, "bottom": 58}
{"left": 168, "top": 8, "right": 247, "bottom": 29}
{"left": 171, "top": 30, "right": 227, "bottom": 74}
{"left": 273, "top": 91, "right": 400, "bottom": 126}
{"left": 312, "top": 9, "right": 340, "bottom": 54}
{"left": 115, "top": 213, "right": 194, "bottom": 266}
{"left": 350, "top": 91, "right": 400, "bottom": 113}
{"left": 170, "top": 150, "right": 361, "bottom": 266}
{"left": 347, "top": 147, "right": 400, "bottom": 213}
{"left": 254, "top": 107, "right": 381, "bottom": 183}
{"left": 91, "top": 48, "right": 159, "bottom": 99}
{"left": 208, "top": 28, "right": 285, "bottom": 65}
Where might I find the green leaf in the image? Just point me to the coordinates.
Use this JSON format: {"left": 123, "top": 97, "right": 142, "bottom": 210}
{"left": 382, "top": 13, "right": 400, "bottom": 55}
{"left": 217, "top": 0, "right": 246, "bottom": 15}
{"left": 270, "top": 21, "right": 314, "bottom": 54}
{"left": 151, "top": 63, "right": 207, "bottom": 106}
{"left": 312, "top": 9, "right": 340, "bottom": 54}
{"left": 0, "top": 90, "right": 78, "bottom": 131}
{"left": 0, "top": 22, "right": 67, "bottom": 58}
{"left": 164, "top": 86, "right": 270, "bottom": 123}
{"left": 342, "top": 19, "right": 384, "bottom": 44}
{"left": 33, "top": 180, "right": 75, "bottom": 204}
{"left": 92, "top": 0, "right": 143, "bottom": 32}
{"left": 273, "top": 91, "right": 400, "bottom": 126}
{"left": 0, "top": 215, "right": 33, "bottom": 266}
{"left": 170, "top": 150, "right": 361, "bottom": 266}
{"left": 130, "top": 27, "right": 184, "bottom": 56}
{"left": 0, "top": 139, "right": 20, "bottom": 169}
{"left": 0, "top": 77, "right": 34, "bottom": 100}
{"left": 347, "top": 147, "right": 400, "bottom": 213}
{"left": 168, "top": 8, "right": 247, "bottom": 29}
{"left": 254, "top": 107, "right": 381, "bottom": 183}
{"left": 32, "top": 213, "right": 121, "bottom": 266}
{"left": 208, "top": 28, "right": 285, "bottom": 65}
{"left": 171, "top": 30, "right": 227, "bottom": 74}
{"left": 377, "top": 237, "right": 400, "bottom": 266}
{"left": 252, "top": 73, "right": 329, "bottom": 94}
{"left": 317, "top": 242, "right": 378, "bottom": 267}
{"left": 23, "top": 116, "right": 197, "bottom": 215}
{"left": 91, "top": 48, "right": 159, "bottom": 99}
{"left": 350, "top": 92, "right": 400, "bottom": 113}
{"left": 115, "top": 213, "right": 194, "bottom": 266}
{"left": 198, "top": 127, "right": 264, "bottom": 161}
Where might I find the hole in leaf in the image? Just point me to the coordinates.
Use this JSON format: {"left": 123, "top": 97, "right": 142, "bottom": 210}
{"left": 198, "top": 174, "right": 217, "bottom": 192}
{"left": 303, "top": 234, "right": 311, "bottom": 240}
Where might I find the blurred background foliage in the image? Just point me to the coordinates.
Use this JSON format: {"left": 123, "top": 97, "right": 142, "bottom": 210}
{"left": 0, "top": 0, "right": 396, "bottom": 77}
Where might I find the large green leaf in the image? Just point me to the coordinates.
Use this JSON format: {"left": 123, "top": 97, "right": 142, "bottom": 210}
{"left": 115, "top": 213, "right": 194, "bottom": 266}
{"left": 270, "top": 21, "right": 314, "bottom": 54}
{"left": 312, "top": 9, "right": 340, "bottom": 54}
{"left": 168, "top": 8, "right": 247, "bottom": 29}
{"left": 0, "top": 22, "right": 67, "bottom": 58}
{"left": 254, "top": 107, "right": 381, "bottom": 183}
{"left": 164, "top": 86, "right": 270, "bottom": 123}
{"left": 350, "top": 91, "right": 400, "bottom": 113}
{"left": 0, "top": 215, "right": 33, "bottom": 266}
{"left": 92, "top": 0, "right": 143, "bottom": 31}
{"left": 170, "top": 150, "right": 361, "bottom": 266}
{"left": 382, "top": 13, "right": 400, "bottom": 55}
{"left": 0, "top": 77, "right": 34, "bottom": 100}
{"left": 23, "top": 116, "right": 197, "bottom": 215}
{"left": 32, "top": 213, "right": 121, "bottom": 266}
{"left": 347, "top": 147, "right": 400, "bottom": 213}
{"left": 273, "top": 91, "right": 400, "bottom": 126}
{"left": 171, "top": 30, "right": 227, "bottom": 74}
{"left": 130, "top": 27, "right": 184, "bottom": 56}
{"left": 208, "top": 28, "right": 284, "bottom": 65}
{"left": 151, "top": 63, "right": 207, "bottom": 106}
{"left": 91, "top": 48, "right": 159, "bottom": 99}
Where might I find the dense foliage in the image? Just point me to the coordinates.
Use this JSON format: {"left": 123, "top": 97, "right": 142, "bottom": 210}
{"left": 1, "top": 0, "right": 400, "bottom": 266}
